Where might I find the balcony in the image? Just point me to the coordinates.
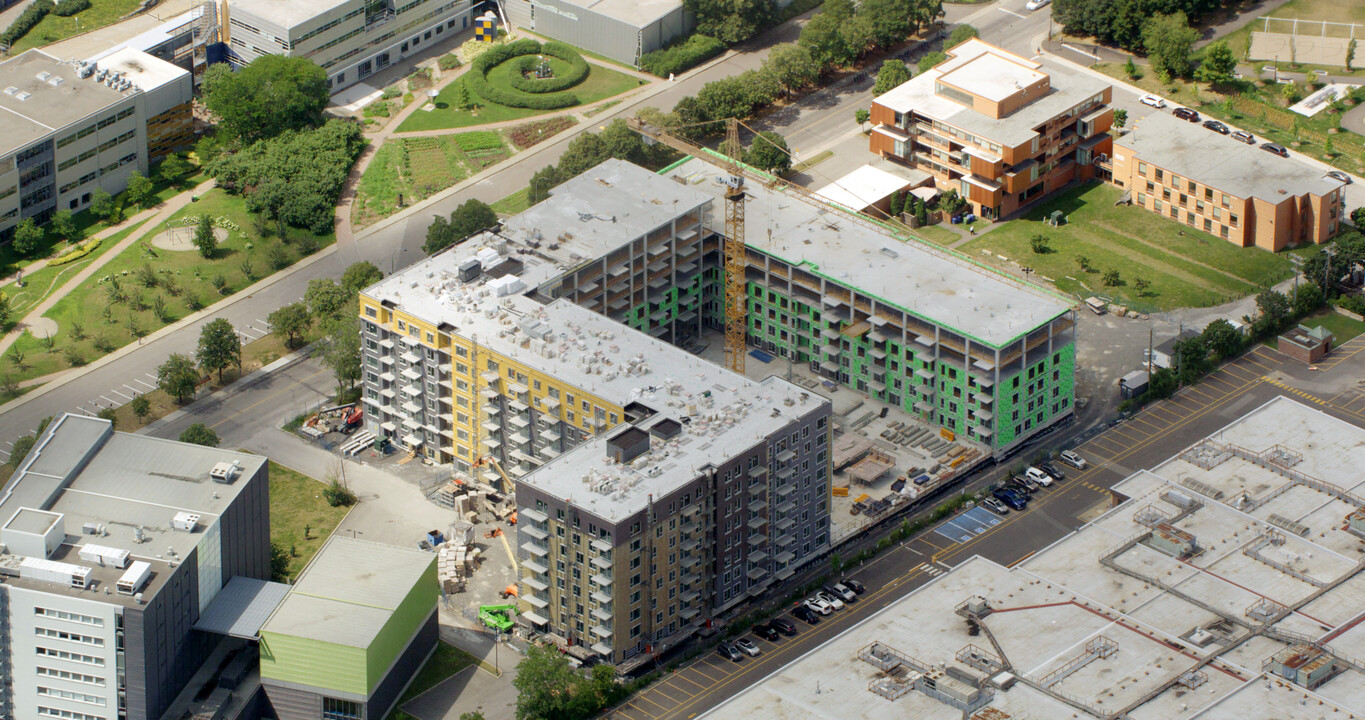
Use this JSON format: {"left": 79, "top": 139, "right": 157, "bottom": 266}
{"left": 591, "top": 573, "right": 612, "bottom": 588}
{"left": 523, "top": 559, "right": 547, "bottom": 576}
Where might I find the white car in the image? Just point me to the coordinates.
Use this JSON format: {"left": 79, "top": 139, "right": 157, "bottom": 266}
{"left": 1025, "top": 467, "right": 1054, "bottom": 487}
{"left": 816, "top": 591, "right": 845, "bottom": 611}
{"left": 1025, "top": 0, "right": 1050, "bottom": 9}
{"left": 1059, "top": 450, "right": 1088, "bottom": 470}
{"left": 1140, "top": 94, "right": 1166, "bottom": 109}
{"left": 805, "top": 597, "right": 833, "bottom": 615}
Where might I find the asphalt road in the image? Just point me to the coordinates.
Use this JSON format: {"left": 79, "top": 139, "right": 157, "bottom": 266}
{"left": 606, "top": 338, "right": 1365, "bottom": 720}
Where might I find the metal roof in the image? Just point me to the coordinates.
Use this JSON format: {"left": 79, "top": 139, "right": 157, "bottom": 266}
{"left": 194, "top": 577, "right": 293, "bottom": 638}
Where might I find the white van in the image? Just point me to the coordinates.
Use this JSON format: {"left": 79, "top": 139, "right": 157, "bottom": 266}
{"left": 1025, "top": 467, "right": 1054, "bottom": 486}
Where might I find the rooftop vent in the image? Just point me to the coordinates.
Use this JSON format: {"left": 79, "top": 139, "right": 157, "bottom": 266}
{"left": 15, "top": 92, "right": 30, "bottom": 101}
{"left": 35, "top": 71, "right": 51, "bottom": 81}
{"left": 650, "top": 417, "right": 682, "bottom": 440}
{"left": 2, "top": 86, "right": 17, "bottom": 95}
{"left": 607, "top": 427, "right": 651, "bottom": 464}
{"left": 171, "top": 512, "right": 200, "bottom": 532}
{"left": 209, "top": 461, "right": 240, "bottom": 484}
{"left": 46, "top": 76, "right": 63, "bottom": 87}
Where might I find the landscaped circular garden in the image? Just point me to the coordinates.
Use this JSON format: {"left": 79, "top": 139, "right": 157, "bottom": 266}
{"left": 467, "top": 39, "right": 591, "bottom": 110}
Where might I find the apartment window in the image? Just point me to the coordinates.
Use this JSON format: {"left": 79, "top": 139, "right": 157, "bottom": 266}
{"left": 35, "top": 628, "right": 103, "bottom": 646}
{"left": 1230, "top": 213, "right": 1239, "bottom": 227}
{"left": 37, "top": 708, "right": 102, "bottom": 720}
{"left": 37, "top": 687, "right": 105, "bottom": 706}
{"left": 34, "top": 608, "right": 103, "bottom": 627}
{"left": 322, "top": 697, "right": 363, "bottom": 720}
{"left": 1222, "top": 193, "right": 1231, "bottom": 207}
{"left": 1137, "top": 162, "right": 1148, "bottom": 175}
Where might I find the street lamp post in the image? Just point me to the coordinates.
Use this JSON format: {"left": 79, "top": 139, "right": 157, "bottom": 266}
{"left": 531, "top": 176, "right": 552, "bottom": 206}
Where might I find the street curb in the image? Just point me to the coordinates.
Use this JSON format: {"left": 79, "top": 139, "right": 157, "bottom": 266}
{"left": 0, "top": 239, "right": 341, "bottom": 419}
{"left": 138, "top": 344, "right": 317, "bottom": 436}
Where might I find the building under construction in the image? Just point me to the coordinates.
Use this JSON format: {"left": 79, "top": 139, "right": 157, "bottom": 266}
{"left": 700, "top": 396, "right": 1365, "bottom": 720}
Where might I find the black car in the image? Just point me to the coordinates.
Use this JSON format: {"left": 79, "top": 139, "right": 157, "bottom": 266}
{"left": 769, "top": 618, "right": 798, "bottom": 636}
{"left": 1039, "top": 461, "right": 1065, "bottom": 480}
{"left": 752, "top": 623, "right": 781, "bottom": 641}
{"left": 1173, "top": 107, "right": 1201, "bottom": 122}
{"left": 792, "top": 605, "right": 820, "bottom": 624}
{"left": 1008, "top": 477, "right": 1034, "bottom": 495}
{"left": 993, "top": 487, "right": 1027, "bottom": 510}
{"left": 717, "top": 643, "right": 744, "bottom": 662}
{"left": 841, "top": 578, "right": 866, "bottom": 595}
{"left": 1261, "top": 142, "right": 1289, "bottom": 158}
{"left": 1202, "top": 119, "right": 1230, "bottom": 134}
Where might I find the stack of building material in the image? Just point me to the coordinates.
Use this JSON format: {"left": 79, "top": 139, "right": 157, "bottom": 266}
{"left": 834, "top": 435, "right": 874, "bottom": 471}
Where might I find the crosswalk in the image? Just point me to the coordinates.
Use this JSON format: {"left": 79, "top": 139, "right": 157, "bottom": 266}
{"left": 915, "top": 562, "right": 948, "bottom": 577}
{"left": 1261, "top": 376, "right": 1331, "bottom": 406}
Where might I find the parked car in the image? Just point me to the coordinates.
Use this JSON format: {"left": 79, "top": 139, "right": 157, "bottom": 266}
{"left": 993, "top": 487, "right": 1026, "bottom": 510}
{"left": 770, "top": 618, "right": 798, "bottom": 636}
{"left": 1025, "top": 0, "right": 1050, "bottom": 9}
{"left": 805, "top": 597, "right": 833, "bottom": 615}
{"left": 816, "top": 591, "right": 845, "bottom": 610}
{"left": 1327, "top": 170, "right": 1353, "bottom": 185}
{"left": 1013, "top": 475, "right": 1039, "bottom": 492}
{"left": 1025, "top": 466, "right": 1054, "bottom": 487}
{"left": 735, "top": 638, "right": 762, "bottom": 657}
{"left": 793, "top": 605, "right": 820, "bottom": 624}
{"left": 1261, "top": 142, "right": 1289, "bottom": 157}
{"left": 1173, "top": 107, "right": 1200, "bottom": 122}
{"left": 1139, "top": 94, "right": 1166, "bottom": 109}
{"left": 983, "top": 497, "right": 1010, "bottom": 515}
{"left": 826, "top": 583, "right": 857, "bottom": 602}
{"left": 1202, "top": 119, "right": 1230, "bottom": 134}
{"left": 1039, "top": 461, "right": 1065, "bottom": 480}
{"left": 841, "top": 578, "right": 866, "bottom": 595}
{"left": 1231, "top": 130, "right": 1256, "bottom": 144}
{"left": 1059, "top": 450, "right": 1088, "bottom": 470}
{"left": 717, "top": 643, "right": 744, "bottom": 662}
{"left": 752, "top": 623, "right": 781, "bottom": 641}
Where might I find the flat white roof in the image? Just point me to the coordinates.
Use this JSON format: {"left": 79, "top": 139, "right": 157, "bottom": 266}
{"left": 702, "top": 397, "right": 1365, "bottom": 720}
{"left": 937, "top": 51, "right": 1046, "bottom": 102}
{"left": 813, "top": 164, "right": 917, "bottom": 211}
{"left": 96, "top": 46, "right": 187, "bottom": 92}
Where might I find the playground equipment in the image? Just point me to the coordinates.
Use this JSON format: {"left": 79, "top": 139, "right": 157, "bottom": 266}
{"left": 479, "top": 603, "right": 516, "bottom": 632}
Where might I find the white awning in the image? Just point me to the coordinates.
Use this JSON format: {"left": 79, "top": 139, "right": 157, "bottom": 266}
{"left": 521, "top": 610, "right": 548, "bottom": 626}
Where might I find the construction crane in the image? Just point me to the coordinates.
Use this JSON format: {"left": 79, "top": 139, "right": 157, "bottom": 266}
{"left": 630, "top": 117, "right": 749, "bottom": 376}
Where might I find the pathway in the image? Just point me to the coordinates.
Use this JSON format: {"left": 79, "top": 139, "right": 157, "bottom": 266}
{"left": 0, "top": 179, "right": 216, "bottom": 360}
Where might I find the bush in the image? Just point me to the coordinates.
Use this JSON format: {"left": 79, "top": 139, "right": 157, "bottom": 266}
{"left": 52, "top": 0, "right": 90, "bottom": 16}
{"left": 639, "top": 34, "right": 726, "bottom": 77}
{"left": 48, "top": 237, "right": 101, "bottom": 266}
{"left": 438, "top": 53, "right": 462, "bottom": 70}
{"left": 507, "top": 42, "right": 589, "bottom": 93}
{"left": 0, "top": 0, "right": 54, "bottom": 47}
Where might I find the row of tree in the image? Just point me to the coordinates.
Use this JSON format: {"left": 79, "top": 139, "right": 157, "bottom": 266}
{"left": 799, "top": 0, "right": 944, "bottom": 71}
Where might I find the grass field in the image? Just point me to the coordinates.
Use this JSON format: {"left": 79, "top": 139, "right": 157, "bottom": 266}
{"left": 912, "top": 224, "right": 961, "bottom": 246}
{"left": 0, "top": 189, "right": 333, "bottom": 384}
{"left": 396, "top": 58, "right": 646, "bottom": 133}
{"left": 1299, "top": 308, "right": 1365, "bottom": 343}
{"left": 959, "top": 182, "right": 1295, "bottom": 311}
{"left": 0, "top": 219, "right": 149, "bottom": 319}
{"left": 10, "top": 0, "right": 144, "bottom": 53}
{"left": 387, "top": 642, "right": 481, "bottom": 720}
{"left": 269, "top": 461, "right": 349, "bottom": 581}
{"left": 353, "top": 131, "right": 515, "bottom": 227}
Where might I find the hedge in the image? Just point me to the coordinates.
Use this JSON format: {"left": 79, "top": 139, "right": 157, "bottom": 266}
{"left": 507, "top": 42, "right": 588, "bottom": 94}
{"left": 52, "top": 0, "right": 90, "bottom": 16}
{"left": 465, "top": 39, "right": 581, "bottom": 109}
{"left": 0, "top": 0, "right": 54, "bottom": 47}
{"left": 49, "top": 237, "right": 102, "bottom": 266}
{"left": 639, "top": 35, "right": 725, "bottom": 77}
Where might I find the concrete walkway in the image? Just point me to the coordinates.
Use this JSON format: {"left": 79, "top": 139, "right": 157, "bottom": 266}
{"left": 0, "top": 179, "right": 215, "bottom": 361}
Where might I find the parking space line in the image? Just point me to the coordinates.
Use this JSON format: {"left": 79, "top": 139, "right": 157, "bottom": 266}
{"left": 623, "top": 699, "right": 660, "bottom": 719}
{"left": 670, "top": 674, "right": 708, "bottom": 692}
{"left": 688, "top": 663, "right": 724, "bottom": 683}
{"left": 110, "top": 389, "right": 132, "bottom": 401}
{"left": 134, "top": 378, "right": 155, "bottom": 389}
{"left": 637, "top": 694, "right": 671, "bottom": 713}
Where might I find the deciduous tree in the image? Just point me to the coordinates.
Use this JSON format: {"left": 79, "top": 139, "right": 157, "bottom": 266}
{"left": 11, "top": 218, "right": 41, "bottom": 257}
{"left": 125, "top": 169, "right": 154, "bottom": 209}
{"left": 201, "top": 55, "right": 329, "bottom": 143}
{"left": 744, "top": 131, "right": 792, "bottom": 174}
{"left": 872, "top": 59, "right": 912, "bottom": 96}
{"left": 193, "top": 215, "right": 217, "bottom": 258}
{"left": 1142, "top": 12, "right": 1199, "bottom": 78}
{"left": 268, "top": 302, "right": 312, "bottom": 348}
{"left": 683, "top": 0, "right": 775, "bottom": 43}
{"left": 763, "top": 43, "right": 821, "bottom": 93}
{"left": 321, "top": 316, "right": 362, "bottom": 395}
{"left": 51, "top": 209, "right": 79, "bottom": 244}
{"left": 157, "top": 353, "right": 199, "bottom": 403}
{"left": 179, "top": 423, "right": 220, "bottom": 447}
{"left": 305, "top": 278, "right": 352, "bottom": 319}
{"left": 197, "top": 318, "right": 241, "bottom": 382}
{"left": 341, "top": 260, "right": 383, "bottom": 292}
{"left": 1194, "top": 40, "right": 1237, "bottom": 85}
{"left": 947, "top": 23, "right": 978, "bottom": 48}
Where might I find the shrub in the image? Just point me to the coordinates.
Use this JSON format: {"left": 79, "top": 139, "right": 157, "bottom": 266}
{"left": 507, "top": 43, "right": 589, "bottom": 93}
{"left": 380, "top": 86, "right": 402, "bottom": 100}
{"left": 438, "top": 53, "right": 462, "bottom": 70}
{"left": 0, "top": 0, "right": 54, "bottom": 47}
{"left": 639, "top": 34, "right": 725, "bottom": 77}
{"left": 52, "top": 0, "right": 90, "bottom": 16}
{"left": 48, "top": 237, "right": 101, "bottom": 266}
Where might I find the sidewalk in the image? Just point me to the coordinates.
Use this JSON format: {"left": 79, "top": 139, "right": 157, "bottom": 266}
{"left": 0, "top": 178, "right": 215, "bottom": 359}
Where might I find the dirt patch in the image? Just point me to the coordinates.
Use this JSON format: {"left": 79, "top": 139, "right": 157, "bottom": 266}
{"left": 150, "top": 227, "right": 229, "bottom": 252}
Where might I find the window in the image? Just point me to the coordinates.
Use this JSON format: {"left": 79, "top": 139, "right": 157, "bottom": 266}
{"left": 35, "top": 627, "right": 103, "bottom": 646}
{"left": 36, "top": 667, "right": 104, "bottom": 686}
{"left": 34, "top": 608, "right": 103, "bottom": 626}
{"left": 37, "top": 708, "right": 102, "bottom": 720}
{"left": 36, "top": 687, "right": 104, "bottom": 706}
{"left": 323, "top": 697, "right": 363, "bottom": 720}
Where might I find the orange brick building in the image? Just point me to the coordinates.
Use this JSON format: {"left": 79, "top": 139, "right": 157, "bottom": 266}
{"left": 867, "top": 39, "right": 1113, "bottom": 219}
{"left": 1110, "top": 112, "right": 1346, "bottom": 251}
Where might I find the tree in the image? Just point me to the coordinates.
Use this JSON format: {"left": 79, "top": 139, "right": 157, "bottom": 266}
{"left": 157, "top": 353, "right": 200, "bottom": 403}
{"left": 270, "top": 541, "right": 290, "bottom": 581}
{"left": 1292, "top": 281, "right": 1324, "bottom": 316}
{"left": 125, "top": 169, "right": 154, "bottom": 209}
{"left": 201, "top": 55, "right": 330, "bottom": 143}
{"left": 1349, "top": 38, "right": 1357, "bottom": 72}
{"left": 459, "top": 713, "right": 487, "bottom": 720}
{"left": 0, "top": 293, "right": 10, "bottom": 329}
{"left": 179, "top": 423, "right": 220, "bottom": 447}
{"left": 918, "top": 51, "right": 947, "bottom": 73}
{"left": 306, "top": 278, "right": 351, "bottom": 320}
{"left": 799, "top": 1, "right": 855, "bottom": 69}
{"left": 11, "top": 218, "right": 41, "bottom": 256}
{"left": 1194, "top": 40, "right": 1237, "bottom": 85}
{"left": 131, "top": 394, "right": 151, "bottom": 422}
{"left": 197, "top": 317, "right": 241, "bottom": 383}
{"left": 268, "top": 302, "right": 312, "bottom": 348}
{"left": 947, "top": 23, "right": 978, "bottom": 49}
{"left": 51, "top": 209, "right": 79, "bottom": 244}
{"left": 90, "top": 189, "right": 117, "bottom": 222}
{"left": 341, "top": 261, "right": 383, "bottom": 292}
{"left": 599, "top": 118, "right": 650, "bottom": 165}
{"left": 193, "top": 215, "right": 217, "bottom": 259}
{"left": 889, "top": 190, "right": 905, "bottom": 218}
{"left": 1134, "top": 277, "right": 1151, "bottom": 296}
{"left": 322, "top": 316, "right": 362, "bottom": 395}
{"left": 1256, "top": 288, "right": 1292, "bottom": 329}
{"left": 1113, "top": 108, "right": 1128, "bottom": 129}
{"left": 1172, "top": 335, "right": 1209, "bottom": 384}
{"left": 453, "top": 81, "right": 473, "bottom": 110}
{"left": 158, "top": 154, "right": 194, "bottom": 185}
{"left": 526, "top": 165, "right": 563, "bottom": 207}
{"left": 1201, "top": 318, "right": 1243, "bottom": 361}
{"left": 514, "top": 644, "right": 580, "bottom": 720}
{"left": 1324, "top": 136, "right": 1336, "bottom": 158}
{"left": 424, "top": 199, "right": 498, "bottom": 255}
{"left": 1030, "top": 233, "right": 1051, "bottom": 254}
{"left": 744, "top": 131, "right": 792, "bottom": 174}
{"left": 1142, "top": 12, "right": 1199, "bottom": 78}
{"left": 97, "top": 406, "right": 118, "bottom": 428}
{"left": 763, "top": 43, "right": 821, "bottom": 93}
{"left": 872, "top": 59, "right": 912, "bottom": 96}
{"left": 684, "top": 0, "right": 774, "bottom": 43}
{"left": 1125, "top": 56, "right": 1138, "bottom": 79}
{"left": 1103, "top": 268, "right": 1122, "bottom": 286}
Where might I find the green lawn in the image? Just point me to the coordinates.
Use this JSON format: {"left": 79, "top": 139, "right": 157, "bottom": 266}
{"left": 269, "top": 461, "right": 349, "bottom": 581}
{"left": 1300, "top": 308, "right": 1365, "bottom": 344}
{"left": 10, "top": 0, "right": 145, "bottom": 53}
{"left": 0, "top": 189, "right": 333, "bottom": 383}
{"left": 396, "top": 59, "right": 646, "bottom": 132}
{"left": 386, "top": 642, "right": 481, "bottom": 720}
{"left": 959, "top": 182, "right": 1295, "bottom": 311}
{"left": 353, "top": 132, "right": 516, "bottom": 228}
{"left": 912, "top": 224, "right": 961, "bottom": 246}
{"left": 1, "top": 219, "right": 148, "bottom": 319}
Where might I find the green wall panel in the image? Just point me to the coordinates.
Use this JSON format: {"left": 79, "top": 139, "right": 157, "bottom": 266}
{"left": 366, "top": 560, "right": 439, "bottom": 691}
{"left": 260, "top": 632, "right": 368, "bottom": 695}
